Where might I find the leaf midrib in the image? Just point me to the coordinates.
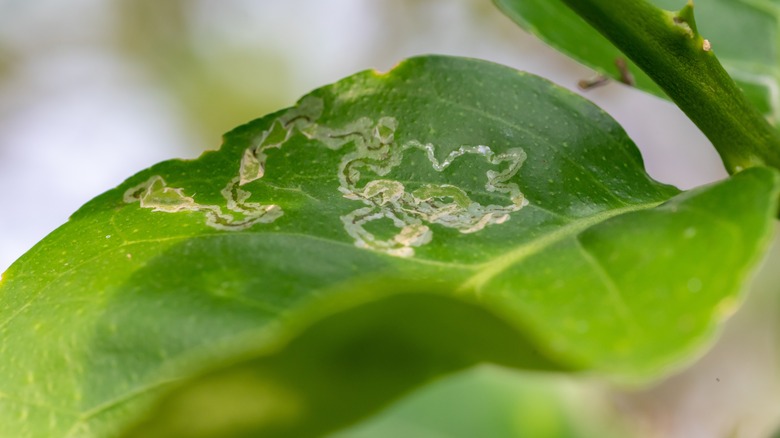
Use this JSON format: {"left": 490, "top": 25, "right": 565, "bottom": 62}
{"left": 460, "top": 200, "right": 665, "bottom": 292}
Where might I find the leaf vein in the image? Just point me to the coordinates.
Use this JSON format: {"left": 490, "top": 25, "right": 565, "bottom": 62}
{"left": 460, "top": 201, "right": 663, "bottom": 291}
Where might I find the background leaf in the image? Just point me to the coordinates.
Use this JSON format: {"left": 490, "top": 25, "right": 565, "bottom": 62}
{"left": 0, "top": 55, "right": 777, "bottom": 437}
{"left": 334, "top": 366, "right": 628, "bottom": 438}
{"left": 495, "top": 0, "right": 780, "bottom": 122}
{"left": 120, "top": 289, "right": 566, "bottom": 438}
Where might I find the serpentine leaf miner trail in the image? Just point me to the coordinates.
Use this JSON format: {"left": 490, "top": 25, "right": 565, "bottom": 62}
{"left": 124, "top": 96, "right": 530, "bottom": 257}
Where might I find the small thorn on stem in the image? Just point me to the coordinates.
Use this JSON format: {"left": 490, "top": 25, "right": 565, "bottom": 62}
{"left": 578, "top": 75, "right": 610, "bottom": 90}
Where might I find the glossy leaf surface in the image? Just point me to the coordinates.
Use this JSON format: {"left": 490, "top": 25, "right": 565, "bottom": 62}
{"left": 0, "top": 56, "right": 777, "bottom": 437}
{"left": 495, "top": 0, "right": 780, "bottom": 122}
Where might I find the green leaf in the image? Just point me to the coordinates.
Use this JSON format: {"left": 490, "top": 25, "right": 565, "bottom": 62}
{"left": 495, "top": 0, "right": 779, "bottom": 123}
{"left": 0, "top": 56, "right": 777, "bottom": 437}
{"left": 128, "top": 353, "right": 625, "bottom": 438}
{"left": 119, "top": 291, "right": 625, "bottom": 438}
{"left": 334, "top": 367, "right": 628, "bottom": 438}
{"left": 120, "top": 289, "right": 566, "bottom": 438}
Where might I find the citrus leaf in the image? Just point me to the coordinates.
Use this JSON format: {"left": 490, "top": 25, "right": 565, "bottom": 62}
{"left": 495, "top": 0, "right": 780, "bottom": 123}
{"left": 0, "top": 56, "right": 777, "bottom": 437}
{"left": 334, "top": 366, "right": 627, "bottom": 438}
{"left": 120, "top": 289, "right": 566, "bottom": 438}
{"left": 120, "top": 293, "right": 613, "bottom": 438}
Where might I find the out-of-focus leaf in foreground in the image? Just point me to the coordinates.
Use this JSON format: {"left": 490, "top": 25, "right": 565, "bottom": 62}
{"left": 120, "top": 290, "right": 627, "bottom": 438}
{"left": 495, "top": 0, "right": 780, "bottom": 122}
{"left": 121, "top": 290, "right": 564, "bottom": 438}
{"left": 334, "top": 366, "right": 628, "bottom": 438}
{"left": 0, "top": 56, "right": 777, "bottom": 437}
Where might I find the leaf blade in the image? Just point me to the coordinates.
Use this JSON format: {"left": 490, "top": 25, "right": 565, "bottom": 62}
{"left": 0, "top": 55, "right": 776, "bottom": 437}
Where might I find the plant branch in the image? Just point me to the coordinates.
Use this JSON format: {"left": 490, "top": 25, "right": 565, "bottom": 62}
{"left": 561, "top": 0, "right": 780, "bottom": 174}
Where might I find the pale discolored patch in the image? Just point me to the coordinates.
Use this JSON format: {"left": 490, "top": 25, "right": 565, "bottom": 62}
{"left": 124, "top": 96, "right": 529, "bottom": 255}
{"left": 123, "top": 176, "right": 283, "bottom": 231}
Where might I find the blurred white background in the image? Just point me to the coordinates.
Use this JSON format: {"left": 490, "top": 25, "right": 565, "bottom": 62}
{"left": 2, "top": 1, "right": 773, "bottom": 437}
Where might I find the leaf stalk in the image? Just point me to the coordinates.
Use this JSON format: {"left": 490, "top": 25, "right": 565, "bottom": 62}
{"left": 561, "top": 0, "right": 780, "bottom": 174}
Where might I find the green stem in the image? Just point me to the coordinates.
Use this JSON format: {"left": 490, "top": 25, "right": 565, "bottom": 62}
{"left": 561, "top": 0, "right": 780, "bottom": 174}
